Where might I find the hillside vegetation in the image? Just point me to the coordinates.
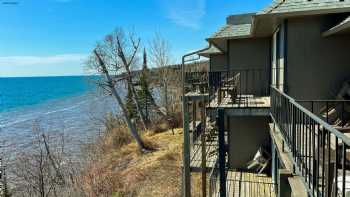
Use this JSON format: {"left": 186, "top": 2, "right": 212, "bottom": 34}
{"left": 79, "top": 125, "right": 184, "bottom": 197}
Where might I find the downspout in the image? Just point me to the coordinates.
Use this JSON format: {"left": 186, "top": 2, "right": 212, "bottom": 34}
{"left": 283, "top": 19, "right": 288, "bottom": 93}
{"left": 181, "top": 46, "right": 210, "bottom": 197}
{"left": 226, "top": 39, "right": 230, "bottom": 71}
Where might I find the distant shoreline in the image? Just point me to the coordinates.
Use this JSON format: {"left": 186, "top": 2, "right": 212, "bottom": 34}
{"left": 0, "top": 74, "right": 99, "bottom": 78}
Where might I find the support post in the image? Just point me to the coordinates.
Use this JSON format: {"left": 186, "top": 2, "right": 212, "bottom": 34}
{"left": 278, "top": 169, "right": 292, "bottom": 197}
{"left": 183, "top": 96, "right": 191, "bottom": 197}
{"left": 193, "top": 101, "right": 197, "bottom": 133}
{"left": 200, "top": 101, "right": 207, "bottom": 197}
{"left": 218, "top": 108, "right": 226, "bottom": 197}
{"left": 181, "top": 46, "right": 210, "bottom": 197}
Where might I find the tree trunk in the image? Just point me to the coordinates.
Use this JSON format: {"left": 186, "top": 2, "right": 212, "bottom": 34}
{"left": 42, "top": 134, "right": 65, "bottom": 185}
{"left": 109, "top": 83, "right": 147, "bottom": 150}
{"left": 164, "top": 81, "right": 169, "bottom": 115}
{"left": 115, "top": 38, "right": 149, "bottom": 130}
{"left": 94, "top": 50, "right": 147, "bottom": 151}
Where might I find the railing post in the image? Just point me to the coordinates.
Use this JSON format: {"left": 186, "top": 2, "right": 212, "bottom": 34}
{"left": 271, "top": 86, "right": 350, "bottom": 197}
{"left": 217, "top": 108, "right": 226, "bottom": 197}
{"left": 182, "top": 96, "right": 191, "bottom": 197}
{"left": 292, "top": 106, "right": 296, "bottom": 168}
{"left": 200, "top": 101, "right": 207, "bottom": 197}
{"left": 342, "top": 143, "right": 347, "bottom": 197}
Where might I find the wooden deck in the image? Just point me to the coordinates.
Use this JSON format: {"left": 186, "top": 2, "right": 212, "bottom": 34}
{"left": 207, "top": 95, "right": 270, "bottom": 116}
{"left": 211, "top": 170, "right": 276, "bottom": 197}
{"left": 208, "top": 95, "right": 270, "bottom": 109}
{"left": 185, "top": 91, "right": 209, "bottom": 101}
{"left": 190, "top": 134, "right": 219, "bottom": 172}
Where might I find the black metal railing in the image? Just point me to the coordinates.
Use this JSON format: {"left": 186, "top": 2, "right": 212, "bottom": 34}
{"left": 271, "top": 86, "right": 350, "bottom": 197}
{"left": 209, "top": 169, "right": 276, "bottom": 197}
{"left": 206, "top": 108, "right": 227, "bottom": 197}
{"left": 298, "top": 100, "right": 350, "bottom": 132}
{"left": 184, "top": 69, "right": 270, "bottom": 102}
{"left": 208, "top": 69, "right": 270, "bottom": 108}
{"left": 184, "top": 71, "right": 209, "bottom": 94}
{"left": 209, "top": 157, "right": 220, "bottom": 197}
{"left": 190, "top": 128, "right": 219, "bottom": 170}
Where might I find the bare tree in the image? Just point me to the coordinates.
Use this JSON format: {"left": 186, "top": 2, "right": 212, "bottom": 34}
{"left": 87, "top": 28, "right": 150, "bottom": 151}
{"left": 149, "top": 33, "right": 172, "bottom": 115}
{"left": 93, "top": 50, "right": 147, "bottom": 151}
{"left": 11, "top": 128, "right": 77, "bottom": 197}
{"left": 114, "top": 30, "right": 150, "bottom": 129}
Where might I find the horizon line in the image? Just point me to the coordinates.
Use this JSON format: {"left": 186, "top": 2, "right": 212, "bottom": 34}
{"left": 0, "top": 74, "right": 99, "bottom": 78}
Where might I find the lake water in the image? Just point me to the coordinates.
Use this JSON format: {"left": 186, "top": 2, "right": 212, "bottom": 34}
{"left": 0, "top": 76, "right": 119, "bottom": 158}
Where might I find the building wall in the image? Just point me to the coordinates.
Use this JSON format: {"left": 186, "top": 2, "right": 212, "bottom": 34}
{"left": 210, "top": 54, "right": 227, "bottom": 71}
{"left": 286, "top": 15, "right": 350, "bottom": 100}
{"left": 228, "top": 38, "right": 270, "bottom": 70}
{"left": 209, "top": 38, "right": 271, "bottom": 72}
{"left": 228, "top": 38, "right": 271, "bottom": 96}
{"left": 228, "top": 116, "right": 270, "bottom": 169}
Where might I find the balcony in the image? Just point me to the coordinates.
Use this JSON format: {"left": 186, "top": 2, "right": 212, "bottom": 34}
{"left": 270, "top": 87, "right": 350, "bottom": 196}
{"left": 183, "top": 68, "right": 272, "bottom": 196}
{"left": 184, "top": 71, "right": 209, "bottom": 100}
{"left": 207, "top": 69, "right": 270, "bottom": 116}
{"left": 184, "top": 69, "right": 270, "bottom": 105}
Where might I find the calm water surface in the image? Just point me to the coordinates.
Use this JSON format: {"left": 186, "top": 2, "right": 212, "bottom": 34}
{"left": 0, "top": 76, "right": 119, "bottom": 158}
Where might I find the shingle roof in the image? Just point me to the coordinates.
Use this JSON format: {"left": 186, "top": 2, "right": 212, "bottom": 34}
{"left": 259, "top": 0, "right": 350, "bottom": 15}
{"left": 209, "top": 23, "right": 252, "bottom": 39}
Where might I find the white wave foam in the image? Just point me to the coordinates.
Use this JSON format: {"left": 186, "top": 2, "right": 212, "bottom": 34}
{"left": 44, "top": 99, "right": 88, "bottom": 115}
{"left": 0, "top": 95, "right": 92, "bottom": 128}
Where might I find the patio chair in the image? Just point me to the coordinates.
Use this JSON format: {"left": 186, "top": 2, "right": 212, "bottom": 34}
{"left": 218, "top": 73, "right": 241, "bottom": 104}
{"left": 321, "top": 81, "right": 350, "bottom": 132}
{"left": 247, "top": 147, "right": 271, "bottom": 174}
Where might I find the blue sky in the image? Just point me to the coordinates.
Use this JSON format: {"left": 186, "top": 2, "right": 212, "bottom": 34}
{"left": 0, "top": 0, "right": 271, "bottom": 77}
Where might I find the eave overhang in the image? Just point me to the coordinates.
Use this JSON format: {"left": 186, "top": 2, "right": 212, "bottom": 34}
{"left": 253, "top": 6, "right": 350, "bottom": 37}
{"left": 197, "top": 45, "right": 223, "bottom": 58}
{"left": 323, "top": 16, "right": 350, "bottom": 36}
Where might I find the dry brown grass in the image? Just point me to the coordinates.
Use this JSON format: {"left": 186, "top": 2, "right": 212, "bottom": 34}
{"left": 101, "top": 125, "right": 133, "bottom": 150}
{"left": 79, "top": 127, "right": 183, "bottom": 197}
{"left": 150, "top": 120, "right": 170, "bottom": 133}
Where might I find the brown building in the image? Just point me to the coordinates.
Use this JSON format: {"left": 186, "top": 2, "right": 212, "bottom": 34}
{"left": 182, "top": 1, "right": 350, "bottom": 196}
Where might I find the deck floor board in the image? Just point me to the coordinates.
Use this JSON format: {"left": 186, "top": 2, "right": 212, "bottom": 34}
{"left": 212, "top": 170, "right": 276, "bottom": 197}
{"left": 208, "top": 95, "right": 270, "bottom": 109}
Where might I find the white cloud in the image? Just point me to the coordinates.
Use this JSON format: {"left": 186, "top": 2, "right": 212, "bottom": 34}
{"left": 158, "top": 0, "right": 206, "bottom": 29}
{"left": 0, "top": 54, "right": 88, "bottom": 67}
{"left": 0, "top": 54, "right": 89, "bottom": 77}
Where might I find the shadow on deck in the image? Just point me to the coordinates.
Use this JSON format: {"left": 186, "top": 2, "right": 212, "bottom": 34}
{"left": 207, "top": 95, "right": 271, "bottom": 116}
{"left": 210, "top": 170, "right": 276, "bottom": 197}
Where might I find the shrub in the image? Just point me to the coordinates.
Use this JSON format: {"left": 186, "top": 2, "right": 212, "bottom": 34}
{"left": 99, "top": 114, "right": 133, "bottom": 152}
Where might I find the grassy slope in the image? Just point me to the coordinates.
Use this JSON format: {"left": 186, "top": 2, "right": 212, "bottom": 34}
{"left": 83, "top": 129, "right": 184, "bottom": 197}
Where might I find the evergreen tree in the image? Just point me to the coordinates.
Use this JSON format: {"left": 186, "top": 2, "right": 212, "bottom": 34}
{"left": 126, "top": 84, "right": 137, "bottom": 120}
{"left": 137, "top": 48, "right": 152, "bottom": 122}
